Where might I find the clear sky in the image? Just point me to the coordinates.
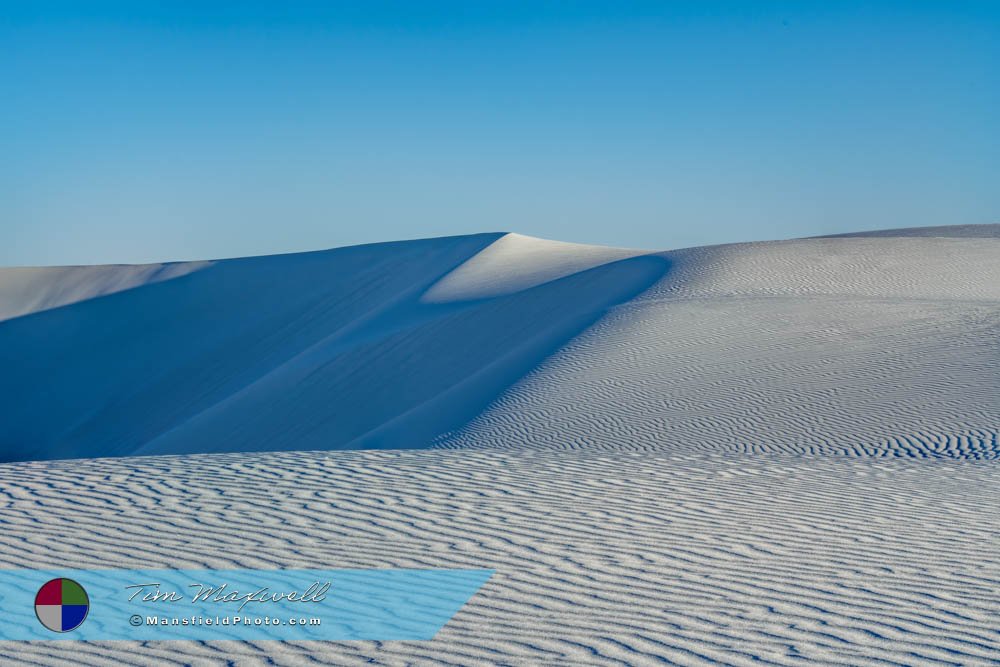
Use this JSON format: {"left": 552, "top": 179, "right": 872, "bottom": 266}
{"left": 2, "top": 1, "right": 997, "bottom": 265}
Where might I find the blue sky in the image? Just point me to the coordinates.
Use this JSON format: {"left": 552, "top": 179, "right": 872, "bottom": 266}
{"left": 2, "top": 2, "right": 997, "bottom": 265}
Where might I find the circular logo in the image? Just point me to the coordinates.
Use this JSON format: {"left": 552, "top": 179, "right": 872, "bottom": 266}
{"left": 34, "top": 578, "right": 89, "bottom": 632}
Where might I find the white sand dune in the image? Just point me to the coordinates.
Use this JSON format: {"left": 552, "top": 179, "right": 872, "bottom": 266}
{"left": 0, "top": 224, "right": 998, "bottom": 665}
{"left": 816, "top": 224, "right": 1000, "bottom": 239}
{"left": 1, "top": 226, "right": 997, "bottom": 462}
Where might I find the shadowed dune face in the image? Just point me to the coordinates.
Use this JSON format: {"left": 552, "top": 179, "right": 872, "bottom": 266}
{"left": 136, "top": 253, "right": 671, "bottom": 457}
{"left": 0, "top": 226, "right": 997, "bottom": 462}
{"left": 0, "top": 233, "right": 669, "bottom": 462}
{"left": 0, "top": 234, "right": 498, "bottom": 461}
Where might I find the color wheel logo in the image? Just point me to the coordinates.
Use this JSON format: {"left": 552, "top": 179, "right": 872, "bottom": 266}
{"left": 35, "top": 578, "right": 89, "bottom": 632}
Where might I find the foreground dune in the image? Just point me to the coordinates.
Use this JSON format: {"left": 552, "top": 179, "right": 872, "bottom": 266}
{"left": 0, "top": 225, "right": 997, "bottom": 665}
{"left": 1, "top": 449, "right": 997, "bottom": 666}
